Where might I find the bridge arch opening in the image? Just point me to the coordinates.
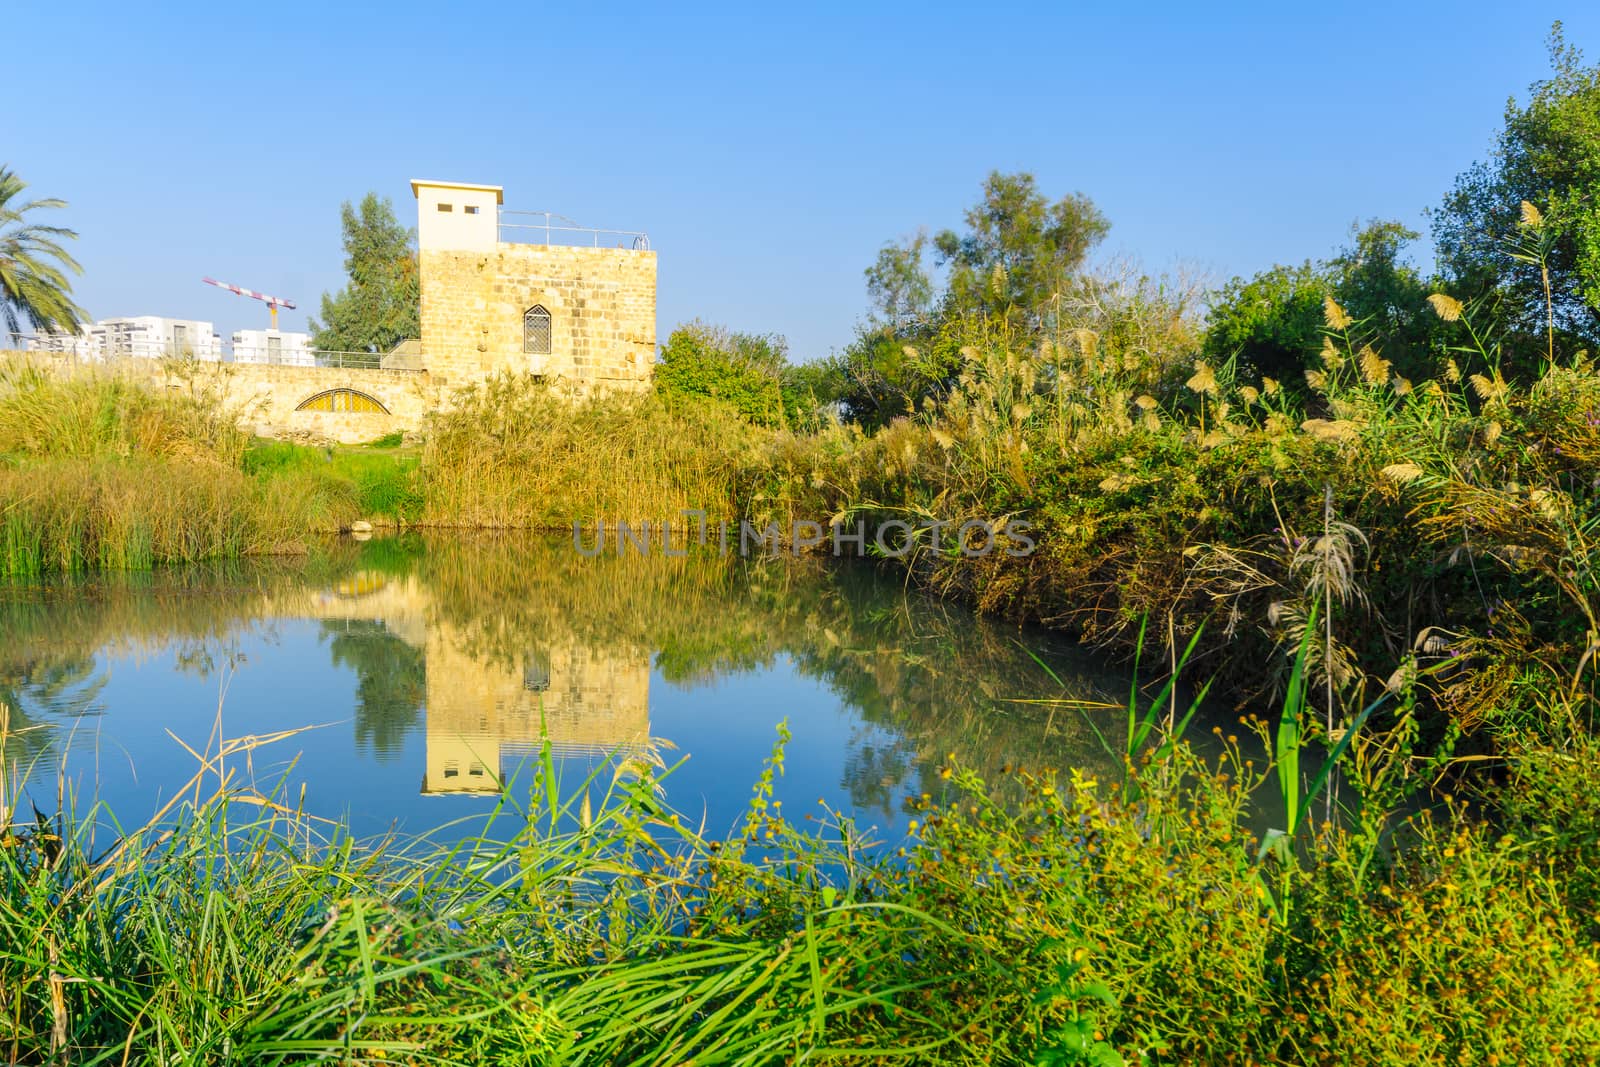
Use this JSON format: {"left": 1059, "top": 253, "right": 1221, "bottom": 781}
{"left": 296, "top": 388, "right": 390, "bottom": 414}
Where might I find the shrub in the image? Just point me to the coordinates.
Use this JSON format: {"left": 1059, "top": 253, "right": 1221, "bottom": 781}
{"left": 5, "top": 724, "right": 1596, "bottom": 1065}
{"left": 1291, "top": 817, "right": 1600, "bottom": 1065}
{"left": 243, "top": 439, "right": 417, "bottom": 523}
{"left": 655, "top": 320, "right": 788, "bottom": 427}
{"left": 1497, "top": 723, "right": 1600, "bottom": 919}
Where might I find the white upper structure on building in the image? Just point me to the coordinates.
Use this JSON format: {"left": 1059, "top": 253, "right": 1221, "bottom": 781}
{"left": 412, "top": 179, "right": 502, "bottom": 253}
{"left": 231, "top": 328, "right": 314, "bottom": 366}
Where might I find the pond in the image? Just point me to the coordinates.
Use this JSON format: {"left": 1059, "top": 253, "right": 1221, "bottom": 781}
{"left": 0, "top": 534, "right": 1185, "bottom": 844}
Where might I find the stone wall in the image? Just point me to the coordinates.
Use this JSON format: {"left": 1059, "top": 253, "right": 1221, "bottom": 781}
{"left": 132, "top": 360, "right": 444, "bottom": 445}
{"left": 420, "top": 243, "right": 656, "bottom": 389}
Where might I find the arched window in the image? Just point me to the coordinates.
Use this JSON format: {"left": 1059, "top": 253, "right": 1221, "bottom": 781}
{"left": 523, "top": 305, "right": 552, "bottom": 355}
{"left": 295, "top": 388, "right": 390, "bottom": 414}
{"left": 523, "top": 650, "right": 551, "bottom": 692}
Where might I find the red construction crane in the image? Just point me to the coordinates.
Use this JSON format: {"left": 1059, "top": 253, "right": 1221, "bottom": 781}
{"left": 202, "top": 277, "right": 297, "bottom": 330}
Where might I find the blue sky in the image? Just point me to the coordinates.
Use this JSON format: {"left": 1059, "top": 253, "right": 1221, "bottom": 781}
{"left": 8, "top": 2, "right": 1597, "bottom": 359}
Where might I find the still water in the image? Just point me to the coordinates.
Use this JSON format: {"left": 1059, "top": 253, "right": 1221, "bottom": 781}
{"left": 0, "top": 534, "right": 1151, "bottom": 842}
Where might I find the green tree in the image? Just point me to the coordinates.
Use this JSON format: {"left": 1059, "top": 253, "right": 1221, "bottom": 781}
{"left": 933, "top": 171, "right": 1109, "bottom": 322}
{"left": 777, "top": 359, "right": 846, "bottom": 427}
{"left": 1201, "top": 261, "right": 1328, "bottom": 385}
{"left": 864, "top": 230, "right": 935, "bottom": 327}
{"left": 308, "top": 194, "right": 420, "bottom": 353}
{"left": 1333, "top": 220, "right": 1431, "bottom": 335}
{"left": 1204, "top": 220, "right": 1434, "bottom": 384}
{"left": 0, "top": 166, "right": 85, "bottom": 336}
{"left": 656, "top": 320, "right": 789, "bottom": 426}
{"left": 1432, "top": 22, "right": 1600, "bottom": 354}
{"left": 818, "top": 172, "right": 1110, "bottom": 427}
{"left": 819, "top": 321, "right": 969, "bottom": 429}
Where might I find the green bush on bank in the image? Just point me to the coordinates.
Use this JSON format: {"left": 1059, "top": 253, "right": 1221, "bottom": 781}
{"left": 244, "top": 438, "right": 423, "bottom": 524}
{"left": 654, "top": 320, "right": 790, "bottom": 427}
{"left": 738, "top": 296, "right": 1600, "bottom": 740}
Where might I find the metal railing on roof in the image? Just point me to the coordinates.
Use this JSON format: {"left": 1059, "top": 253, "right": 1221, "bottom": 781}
{"left": 498, "top": 210, "right": 651, "bottom": 250}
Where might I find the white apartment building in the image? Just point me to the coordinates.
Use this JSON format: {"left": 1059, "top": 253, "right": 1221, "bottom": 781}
{"left": 231, "top": 328, "right": 315, "bottom": 366}
{"left": 90, "top": 317, "right": 223, "bottom": 361}
{"left": 23, "top": 327, "right": 100, "bottom": 358}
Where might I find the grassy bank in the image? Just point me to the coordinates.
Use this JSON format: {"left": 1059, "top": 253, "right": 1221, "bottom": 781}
{"left": 5, "top": 678, "right": 1598, "bottom": 1065}
{"left": 0, "top": 360, "right": 375, "bottom": 575}
{"left": 0, "top": 359, "right": 759, "bottom": 576}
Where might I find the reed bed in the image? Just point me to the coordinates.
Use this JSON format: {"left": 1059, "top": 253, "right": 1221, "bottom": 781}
{"left": 0, "top": 359, "right": 245, "bottom": 465}
{"left": 0, "top": 358, "right": 375, "bottom": 575}
{"left": 0, "top": 457, "right": 365, "bottom": 578}
{"left": 0, "top": 458, "right": 258, "bottom": 576}
{"left": 420, "top": 376, "right": 758, "bottom": 529}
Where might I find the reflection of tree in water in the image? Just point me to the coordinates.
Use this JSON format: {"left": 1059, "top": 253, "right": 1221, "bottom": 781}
{"left": 0, "top": 560, "right": 338, "bottom": 773}
{"left": 774, "top": 572, "right": 1127, "bottom": 812}
{"left": 838, "top": 722, "right": 918, "bottom": 820}
{"left": 0, "top": 653, "right": 108, "bottom": 772}
{"left": 320, "top": 620, "right": 426, "bottom": 760}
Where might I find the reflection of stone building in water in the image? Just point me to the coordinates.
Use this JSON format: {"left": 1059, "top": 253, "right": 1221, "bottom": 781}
{"left": 420, "top": 637, "right": 650, "bottom": 795}
{"left": 274, "top": 573, "right": 651, "bottom": 796}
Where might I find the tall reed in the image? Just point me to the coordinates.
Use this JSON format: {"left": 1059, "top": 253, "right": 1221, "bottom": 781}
{"left": 421, "top": 375, "right": 758, "bottom": 528}
{"left": 0, "top": 358, "right": 370, "bottom": 574}
{"left": 0, "top": 358, "right": 245, "bottom": 465}
{"left": 0, "top": 458, "right": 358, "bottom": 577}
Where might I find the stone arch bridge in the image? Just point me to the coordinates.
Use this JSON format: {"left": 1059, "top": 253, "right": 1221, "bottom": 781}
{"left": 151, "top": 361, "right": 444, "bottom": 445}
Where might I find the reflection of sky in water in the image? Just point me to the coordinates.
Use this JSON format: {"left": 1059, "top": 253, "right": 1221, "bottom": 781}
{"left": 1, "top": 540, "right": 1197, "bottom": 843}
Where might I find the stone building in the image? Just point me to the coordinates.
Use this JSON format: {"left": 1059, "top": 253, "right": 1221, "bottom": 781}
{"left": 28, "top": 177, "right": 655, "bottom": 443}
{"left": 411, "top": 179, "right": 657, "bottom": 389}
